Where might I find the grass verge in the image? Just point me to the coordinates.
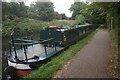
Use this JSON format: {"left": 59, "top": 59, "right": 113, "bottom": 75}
{"left": 23, "top": 29, "right": 99, "bottom": 79}
{"left": 109, "top": 29, "right": 119, "bottom": 78}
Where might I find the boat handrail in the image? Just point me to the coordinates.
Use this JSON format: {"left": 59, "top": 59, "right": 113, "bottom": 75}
{"left": 9, "top": 38, "right": 55, "bottom": 46}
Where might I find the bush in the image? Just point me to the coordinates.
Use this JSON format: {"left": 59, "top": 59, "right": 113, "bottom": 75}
{"left": 2, "top": 19, "right": 76, "bottom": 37}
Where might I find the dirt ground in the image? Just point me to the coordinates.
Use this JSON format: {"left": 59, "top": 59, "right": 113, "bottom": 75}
{"left": 53, "top": 29, "right": 113, "bottom": 78}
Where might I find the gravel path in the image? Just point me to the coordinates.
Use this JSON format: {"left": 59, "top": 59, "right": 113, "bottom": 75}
{"left": 54, "top": 29, "right": 112, "bottom": 78}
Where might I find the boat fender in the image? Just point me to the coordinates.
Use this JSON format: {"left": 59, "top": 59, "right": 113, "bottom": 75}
{"left": 3, "top": 66, "right": 18, "bottom": 80}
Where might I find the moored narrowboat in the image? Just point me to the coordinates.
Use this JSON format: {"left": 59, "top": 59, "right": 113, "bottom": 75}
{"left": 3, "top": 24, "right": 97, "bottom": 79}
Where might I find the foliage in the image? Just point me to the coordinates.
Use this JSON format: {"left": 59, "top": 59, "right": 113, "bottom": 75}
{"left": 75, "top": 15, "right": 85, "bottom": 25}
{"left": 69, "top": 2, "right": 106, "bottom": 24}
{"left": 49, "top": 20, "right": 75, "bottom": 27}
{"left": 2, "top": 2, "right": 28, "bottom": 21}
{"left": 2, "top": 2, "right": 71, "bottom": 38}
{"left": 30, "top": 2, "right": 55, "bottom": 21}
{"left": 69, "top": 2, "right": 86, "bottom": 20}
{"left": 60, "top": 13, "right": 67, "bottom": 20}
{"left": 109, "top": 29, "right": 119, "bottom": 77}
{"left": 54, "top": 12, "right": 61, "bottom": 20}
{"left": 2, "top": 2, "right": 68, "bottom": 22}
{"left": 2, "top": 19, "right": 76, "bottom": 37}
{"left": 23, "top": 29, "right": 98, "bottom": 79}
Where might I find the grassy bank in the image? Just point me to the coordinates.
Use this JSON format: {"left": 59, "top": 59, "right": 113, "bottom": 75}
{"left": 23, "top": 29, "right": 98, "bottom": 79}
{"left": 2, "top": 19, "right": 76, "bottom": 37}
{"left": 109, "top": 29, "right": 119, "bottom": 78}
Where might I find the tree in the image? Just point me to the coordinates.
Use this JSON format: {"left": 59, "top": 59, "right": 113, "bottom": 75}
{"left": 54, "top": 11, "right": 61, "bottom": 20}
{"left": 2, "top": 2, "right": 28, "bottom": 20}
{"left": 31, "top": 2, "right": 55, "bottom": 21}
{"left": 60, "top": 13, "right": 67, "bottom": 20}
{"left": 69, "top": 2, "right": 106, "bottom": 24}
{"left": 69, "top": 2, "right": 86, "bottom": 19}
{"left": 75, "top": 15, "right": 85, "bottom": 24}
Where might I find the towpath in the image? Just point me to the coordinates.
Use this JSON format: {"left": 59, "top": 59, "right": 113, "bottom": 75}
{"left": 54, "top": 29, "right": 113, "bottom": 78}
